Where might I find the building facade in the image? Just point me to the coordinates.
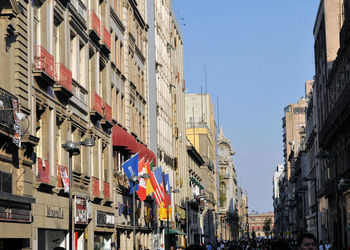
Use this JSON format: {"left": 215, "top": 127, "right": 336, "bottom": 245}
{"left": 248, "top": 212, "right": 274, "bottom": 239}
{"left": 217, "top": 128, "right": 239, "bottom": 241}
{"left": 185, "top": 93, "right": 218, "bottom": 244}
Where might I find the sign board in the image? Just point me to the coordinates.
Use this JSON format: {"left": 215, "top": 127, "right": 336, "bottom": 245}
{"left": 96, "top": 211, "right": 115, "bottom": 228}
{"left": 46, "top": 206, "right": 64, "bottom": 219}
{"left": 75, "top": 197, "right": 88, "bottom": 224}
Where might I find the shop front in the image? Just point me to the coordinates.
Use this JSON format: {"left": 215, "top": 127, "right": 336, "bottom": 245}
{"left": 0, "top": 193, "right": 34, "bottom": 250}
{"left": 90, "top": 207, "right": 115, "bottom": 250}
{"left": 32, "top": 192, "right": 69, "bottom": 250}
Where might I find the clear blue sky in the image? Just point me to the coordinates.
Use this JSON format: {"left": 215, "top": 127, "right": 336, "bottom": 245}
{"left": 173, "top": 0, "right": 319, "bottom": 212}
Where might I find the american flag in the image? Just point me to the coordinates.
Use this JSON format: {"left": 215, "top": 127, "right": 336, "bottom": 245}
{"left": 152, "top": 168, "right": 166, "bottom": 205}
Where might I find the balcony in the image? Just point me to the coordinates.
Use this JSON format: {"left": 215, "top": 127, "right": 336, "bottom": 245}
{"left": 54, "top": 63, "right": 73, "bottom": 98}
{"left": 101, "top": 26, "right": 111, "bottom": 54}
{"left": 101, "top": 102, "right": 113, "bottom": 128}
{"left": 0, "top": 87, "right": 17, "bottom": 134}
{"left": 89, "top": 10, "right": 100, "bottom": 42}
{"left": 104, "top": 181, "right": 110, "bottom": 200}
{"left": 91, "top": 177, "right": 101, "bottom": 200}
{"left": 33, "top": 45, "right": 55, "bottom": 85}
{"left": 90, "top": 91, "right": 103, "bottom": 120}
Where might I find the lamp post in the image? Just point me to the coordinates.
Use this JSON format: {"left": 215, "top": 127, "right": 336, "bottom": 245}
{"left": 303, "top": 177, "right": 319, "bottom": 243}
{"left": 128, "top": 173, "right": 150, "bottom": 250}
{"left": 62, "top": 138, "right": 95, "bottom": 250}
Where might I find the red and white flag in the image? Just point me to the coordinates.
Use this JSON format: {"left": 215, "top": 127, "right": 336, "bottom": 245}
{"left": 59, "top": 165, "right": 69, "bottom": 193}
{"left": 137, "top": 158, "right": 147, "bottom": 201}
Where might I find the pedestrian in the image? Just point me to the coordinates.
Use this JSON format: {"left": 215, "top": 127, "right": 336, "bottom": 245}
{"left": 207, "top": 242, "right": 213, "bottom": 250}
{"left": 325, "top": 240, "right": 332, "bottom": 250}
{"left": 159, "top": 243, "right": 165, "bottom": 250}
{"left": 319, "top": 240, "right": 324, "bottom": 250}
{"left": 297, "top": 232, "right": 317, "bottom": 250}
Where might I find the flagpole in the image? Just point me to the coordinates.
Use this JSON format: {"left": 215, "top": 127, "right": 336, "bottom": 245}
{"left": 133, "top": 184, "right": 136, "bottom": 250}
{"left": 162, "top": 172, "right": 169, "bottom": 250}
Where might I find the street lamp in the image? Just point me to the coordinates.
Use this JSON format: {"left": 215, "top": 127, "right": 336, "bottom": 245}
{"left": 62, "top": 138, "right": 95, "bottom": 250}
{"left": 128, "top": 173, "right": 150, "bottom": 250}
{"left": 303, "top": 176, "right": 319, "bottom": 243}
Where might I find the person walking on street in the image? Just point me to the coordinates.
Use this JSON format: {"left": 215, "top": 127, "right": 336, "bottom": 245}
{"left": 297, "top": 233, "right": 317, "bottom": 250}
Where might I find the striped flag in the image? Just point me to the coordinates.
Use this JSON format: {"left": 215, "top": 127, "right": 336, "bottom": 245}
{"left": 148, "top": 167, "right": 165, "bottom": 205}
{"left": 136, "top": 158, "right": 147, "bottom": 201}
{"left": 153, "top": 168, "right": 166, "bottom": 206}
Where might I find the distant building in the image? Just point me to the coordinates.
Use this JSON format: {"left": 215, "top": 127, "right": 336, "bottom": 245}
{"left": 248, "top": 212, "right": 274, "bottom": 238}
{"left": 217, "top": 128, "right": 239, "bottom": 240}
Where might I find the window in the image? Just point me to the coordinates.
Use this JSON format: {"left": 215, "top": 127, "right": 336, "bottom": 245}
{"left": 121, "top": 94, "right": 125, "bottom": 125}
{"left": 120, "top": 42, "right": 124, "bottom": 73}
{"left": 79, "top": 41, "right": 86, "bottom": 87}
{"left": 34, "top": 3, "right": 41, "bottom": 46}
{"left": 70, "top": 33, "right": 77, "bottom": 78}
{"left": 53, "top": 23, "right": 59, "bottom": 61}
{"left": 112, "top": 0, "right": 122, "bottom": 17}
{"left": 56, "top": 118, "right": 62, "bottom": 166}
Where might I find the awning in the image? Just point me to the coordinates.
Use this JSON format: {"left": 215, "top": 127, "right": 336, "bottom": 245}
{"left": 137, "top": 143, "right": 156, "bottom": 166}
{"left": 164, "top": 228, "right": 186, "bottom": 235}
{"left": 112, "top": 124, "right": 138, "bottom": 153}
{"left": 190, "top": 177, "right": 204, "bottom": 189}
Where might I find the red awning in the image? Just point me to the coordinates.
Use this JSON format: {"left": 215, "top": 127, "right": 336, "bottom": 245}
{"left": 137, "top": 143, "right": 156, "bottom": 166}
{"left": 147, "top": 148, "right": 156, "bottom": 166}
{"left": 137, "top": 143, "right": 148, "bottom": 159}
{"left": 112, "top": 125, "right": 138, "bottom": 153}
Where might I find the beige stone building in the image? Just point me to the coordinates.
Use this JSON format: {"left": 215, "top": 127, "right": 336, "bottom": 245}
{"left": 0, "top": 0, "right": 154, "bottom": 249}
{"left": 185, "top": 93, "right": 218, "bottom": 244}
{"left": 237, "top": 189, "right": 248, "bottom": 239}
{"left": 248, "top": 212, "right": 274, "bottom": 238}
{"left": 217, "top": 128, "right": 239, "bottom": 241}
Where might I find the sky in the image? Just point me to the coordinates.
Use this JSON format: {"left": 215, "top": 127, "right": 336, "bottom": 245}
{"left": 172, "top": 0, "right": 320, "bottom": 212}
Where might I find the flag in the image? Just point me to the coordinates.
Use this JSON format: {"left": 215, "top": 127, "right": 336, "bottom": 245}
{"left": 164, "top": 173, "right": 171, "bottom": 206}
{"left": 150, "top": 160, "right": 154, "bottom": 171}
{"left": 148, "top": 167, "right": 165, "bottom": 205}
{"left": 153, "top": 168, "right": 166, "bottom": 206}
{"left": 145, "top": 161, "right": 154, "bottom": 196}
{"left": 122, "top": 153, "right": 139, "bottom": 194}
{"left": 137, "top": 158, "right": 147, "bottom": 201}
{"left": 59, "top": 165, "right": 69, "bottom": 193}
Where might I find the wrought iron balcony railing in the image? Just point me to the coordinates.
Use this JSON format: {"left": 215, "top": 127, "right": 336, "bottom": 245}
{"left": 33, "top": 45, "right": 55, "bottom": 81}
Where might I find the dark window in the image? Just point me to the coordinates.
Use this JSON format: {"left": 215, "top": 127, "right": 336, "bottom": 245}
{"left": 0, "top": 171, "right": 12, "bottom": 193}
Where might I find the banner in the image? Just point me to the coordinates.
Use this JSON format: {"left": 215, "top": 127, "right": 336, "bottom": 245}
{"left": 159, "top": 207, "right": 172, "bottom": 221}
{"left": 59, "top": 165, "right": 70, "bottom": 193}
{"left": 11, "top": 98, "right": 21, "bottom": 148}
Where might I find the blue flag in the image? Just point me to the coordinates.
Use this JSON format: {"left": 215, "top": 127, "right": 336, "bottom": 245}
{"left": 122, "top": 153, "right": 139, "bottom": 194}
{"left": 164, "top": 173, "right": 171, "bottom": 206}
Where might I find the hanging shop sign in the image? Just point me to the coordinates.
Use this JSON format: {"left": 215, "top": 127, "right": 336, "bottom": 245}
{"left": 75, "top": 197, "right": 88, "bottom": 224}
{"left": 96, "top": 211, "right": 115, "bottom": 228}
